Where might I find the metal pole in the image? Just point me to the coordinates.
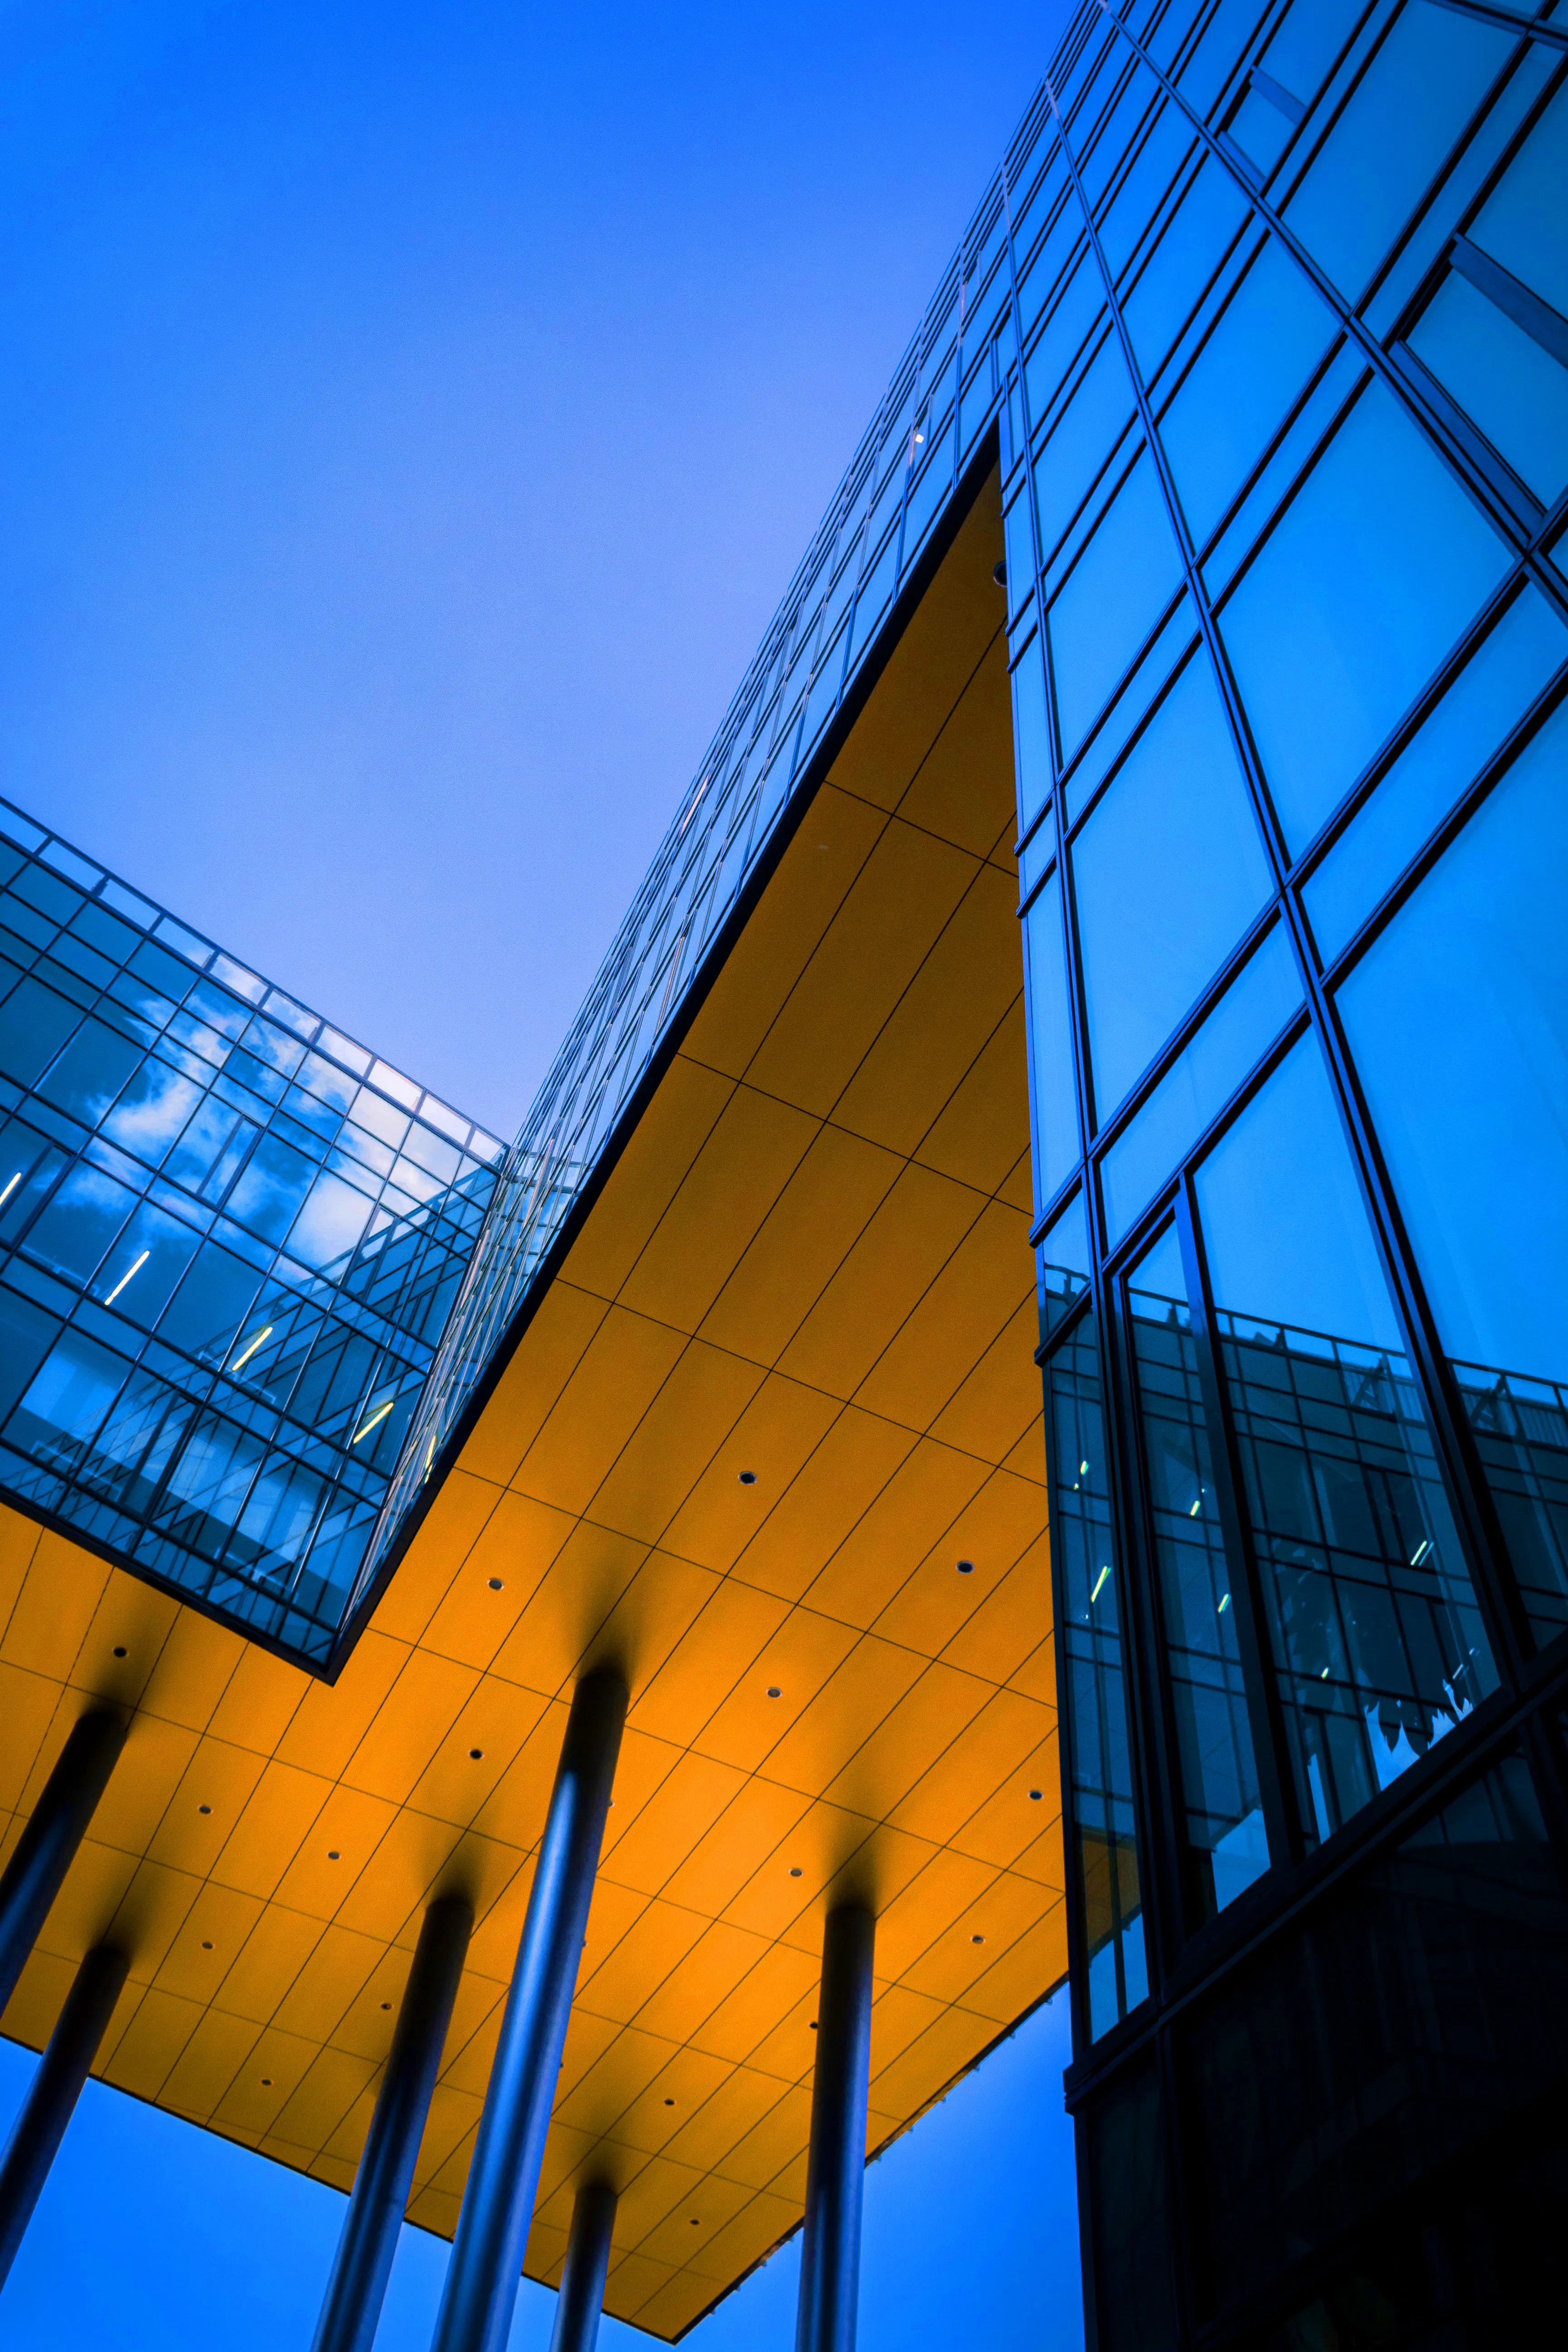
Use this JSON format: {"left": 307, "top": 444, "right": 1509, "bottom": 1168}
{"left": 549, "top": 2181, "right": 617, "bottom": 2352}
{"left": 431, "top": 1670, "right": 627, "bottom": 2352}
{"left": 312, "top": 1894, "right": 473, "bottom": 2352}
{"left": 0, "top": 1943, "right": 128, "bottom": 2289}
{"left": 0, "top": 1714, "right": 125, "bottom": 2018}
{"left": 794, "top": 1904, "right": 876, "bottom": 2352}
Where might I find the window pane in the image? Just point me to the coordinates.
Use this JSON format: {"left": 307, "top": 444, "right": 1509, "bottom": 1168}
{"left": 1193, "top": 1034, "right": 1496, "bottom": 1848}
{"left": 1049, "top": 451, "right": 1187, "bottom": 754}
{"left": 1024, "top": 869, "right": 1080, "bottom": 1206}
{"left": 1337, "top": 702, "right": 1568, "bottom": 1642}
{"left": 1073, "top": 652, "right": 1274, "bottom": 1121}
{"left": 1284, "top": 6, "right": 1511, "bottom": 301}
{"left": 1046, "top": 1312, "right": 1147, "bottom": 2036}
{"left": 1470, "top": 81, "right": 1568, "bottom": 321}
{"left": 1407, "top": 266, "right": 1568, "bottom": 506}
{"left": 1102, "top": 924, "right": 1303, "bottom": 1243}
{"left": 1127, "top": 1224, "right": 1269, "bottom": 1918}
{"left": 1305, "top": 584, "right": 1568, "bottom": 961}
{"left": 1220, "top": 381, "right": 1512, "bottom": 852}
{"left": 1123, "top": 155, "right": 1252, "bottom": 379}
{"left": 1031, "top": 330, "right": 1137, "bottom": 561}
{"left": 1160, "top": 236, "right": 1335, "bottom": 546}
{"left": 1039, "top": 1184, "right": 1092, "bottom": 1343}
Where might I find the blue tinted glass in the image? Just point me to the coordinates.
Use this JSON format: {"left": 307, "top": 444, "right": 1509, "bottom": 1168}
{"left": 1024, "top": 250, "right": 1104, "bottom": 427}
{"left": 1102, "top": 924, "right": 1303, "bottom": 1241}
{"left": 1194, "top": 1035, "right": 1496, "bottom": 1847}
{"left": 1408, "top": 267, "right": 1568, "bottom": 505}
{"left": 0, "top": 977, "right": 80, "bottom": 1088}
{"left": 1470, "top": 82, "right": 1568, "bottom": 320}
{"left": 1012, "top": 632, "right": 1053, "bottom": 831}
{"left": 1099, "top": 99, "right": 1194, "bottom": 280}
{"left": 1032, "top": 331, "right": 1136, "bottom": 559}
{"left": 1284, "top": 6, "right": 1511, "bottom": 300}
{"left": 1073, "top": 653, "right": 1274, "bottom": 1119}
{"left": 1203, "top": 1039, "right": 1495, "bottom": 1844}
{"left": 1127, "top": 1223, "right": 1269, "bottom": 1916}
{"left": 1306, "top": 585, "right": 1568, "bottom": 961}
{"left": 1337, "top": 702, "right": 1568, "bottom": 1641}
{"left": 25, "top": 1163, "right": 138, "bottom": 1284}
{"left": 1025, "top": 869, "right": 1080, "bottom": 1205}
{"left": 1039, "top": 1184, "right": 1092, "bottom": 1341}
{"left": 1044, "top": 1311, "right": 1146, "bottom": 2037}
{"left": 1259, "top": 0, "right": 1362, "bottom": 111}
{"left": 1049, "top": 452, "right": 1186, "bottom": 752}
{"left": 1123, "top": 157, "right": 1251, "bottom": 378}
{"left": 1227, "top": 87, "right": 1294, "bottom": 183}
{"left": 1160, "top": 236, "right": 1335, "bottom": 545}
{"left": 35, "top": 1017, "right": 142, "bottom": 1122}
{"left": 1220, "top": 380, "right": 1513, "bottom": 851}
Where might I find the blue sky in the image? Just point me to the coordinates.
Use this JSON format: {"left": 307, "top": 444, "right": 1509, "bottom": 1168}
{"left": 0, "top": 2, "right": 1079, "bottom": 2343}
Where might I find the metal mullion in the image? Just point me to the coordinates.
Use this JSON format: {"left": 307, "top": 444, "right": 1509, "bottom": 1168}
{"left": 1104, "top": 1236, "right": 1192, "bottom": 1980}
{"left": 1174, "top": 1176, "right": 1301, "bottom": 1871}
{"left": 1092, "top": 0, "right": 1552, "bottom": 569}
{"left": 1050, "top": 47, "right": 1530, "bottom": 1696}
{"left": 1425, "top": 0, "right": 1568, "bottom": 48}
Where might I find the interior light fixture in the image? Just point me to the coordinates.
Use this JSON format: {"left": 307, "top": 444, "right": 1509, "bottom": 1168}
{"left": 1089, "top": 1564, "right": 1111, "bottom": 1603}
{"left": 0, "top": 1172, "right": 20, "bottom": 1210}
{"left": 231, "top": 1324, "right": 273, "bottom": 1372}
{"left": 353, "top": 1399, "right": 395, "bottom": 1445}
{"left": 103, "top": 1249, "right": 149, "bottom": 1307}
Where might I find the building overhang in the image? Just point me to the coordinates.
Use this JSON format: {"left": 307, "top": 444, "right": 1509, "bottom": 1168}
{"left": 0, "top": 471, "right": 1065, "bottom": 2338}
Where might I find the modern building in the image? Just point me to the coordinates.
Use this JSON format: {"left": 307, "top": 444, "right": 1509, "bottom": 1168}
{"left": 0, "top": 1, "right": 1564, "bottom": 2347}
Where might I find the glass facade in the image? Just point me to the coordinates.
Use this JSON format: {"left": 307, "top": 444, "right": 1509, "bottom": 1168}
{"left": 4, "top": 2, "right": 1568, "bottom": 2339}
{"left": 0, "top": 798, "right": 502, "bottom": 1661}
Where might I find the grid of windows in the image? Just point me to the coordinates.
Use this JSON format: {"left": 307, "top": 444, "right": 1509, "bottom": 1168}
{"left": 0, "top": 799, "right": 501, "bottom": 1661}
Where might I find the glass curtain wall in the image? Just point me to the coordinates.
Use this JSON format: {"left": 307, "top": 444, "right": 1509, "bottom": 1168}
{"left": 1009, "top": 0, "right": 1568, "bottom": 2060}
{"left": 0, "top": 800, "right": 501, "bottom": 1661}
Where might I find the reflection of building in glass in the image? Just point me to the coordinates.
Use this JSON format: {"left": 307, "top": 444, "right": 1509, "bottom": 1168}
{"left": 1, "top": 5, "right": 1567, "bottom": 2350}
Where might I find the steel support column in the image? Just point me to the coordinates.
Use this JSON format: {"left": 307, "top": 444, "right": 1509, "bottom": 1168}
{"left": 549, "top": 2181, "right": 617, "bottom": 2352}
{"left": 0, "top": 1714, "right": 125, "bottom": 2019}
{"left": 312, "top": 1894, "right": 473, "bottom": 2352}
{"left": 0, "top": 1943, "right": 128, "bottom": 2289}
{"left": 795, "top": 1903, "right": 875, "bottom": 2352}
{"left": 431, "top": 1670, "right": 627, "bottom": 2352}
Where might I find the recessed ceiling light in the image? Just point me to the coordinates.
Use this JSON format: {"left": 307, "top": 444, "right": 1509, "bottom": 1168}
{"left": 689, "top": 2218, "right": 700, "bottom": 2227}
{"left": 993, "top": 560, "right": 1007, "bottom": 588}
{"left": 664, "top": 2097, "right": 676, "bottom": 2107}
{"left": 738, "top": 1470, "right": 757, "bottom": 1485}
{"left": 956, "top": 1560, "right": 975, "bottom": 1576}
{"left": 469, "top": 1748, "right": 484, "bottom": 1760}
{"left": 381, "top": 2002, "right": 392, "bottom": 2012}
{"left": 1029, "top": 1788, "right": 1043, "bottom": 1801}
{"left": 808, "top": 2020, "right": 818, "bottom": 2031}
{"left": 113, "top": 1646, "right": 127, "bottom": 1658}
{"left": 261, "top": 2077, "right": 273, "bottom": 2087}
{"left": 766, "top": 1686, "right": 782, "bottom": 1699}
{"left": 201, "top": 1941, "right": 213, "bottom": 1951}
{"left": 327, "top": 1851, "right": 340, "bottom": 1861}
{"left": 971, "top": 1934, "right": 985, "bottom": 1945}
{"left": 789, "top": 1867, "right": 803, "bottom": 1878}
{"left": 487, "top": 1578, "right": 504, "bottom": 1591}
{"left": 199, "top": 1804, "right": 211, "bottom": 1815}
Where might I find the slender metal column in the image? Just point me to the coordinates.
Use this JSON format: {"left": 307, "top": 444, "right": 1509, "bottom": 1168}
{"left": 548, "top": 2181, "right": 617, "bottom": 2352}
{"left": 431, "top": 1670, "right": 627, "bottom": 2352}
{"left": 0, "top": 1943, "right": 128, "bottom": 2288}
{"left": 312, "top": 1894, "right": 473, "bottom": 2352}
{"left": 0, "top": 1714, "right": 126, "bottom": 2019}
{"left": 795, "top": 1904, "right": 875, "bottom": 2352}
